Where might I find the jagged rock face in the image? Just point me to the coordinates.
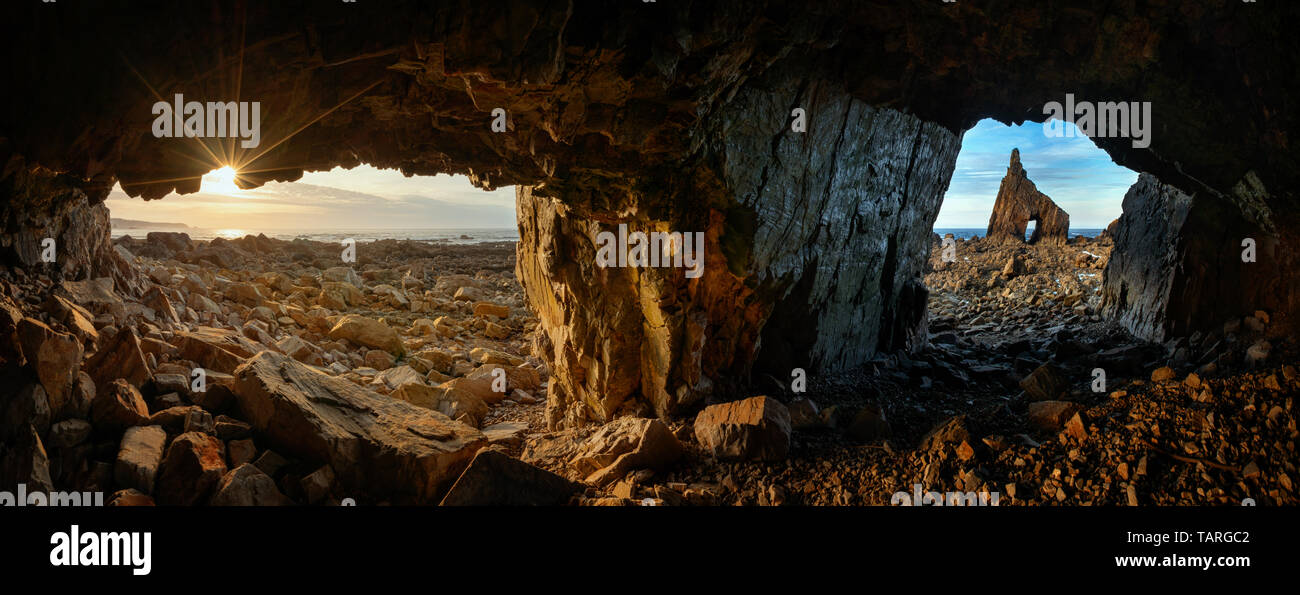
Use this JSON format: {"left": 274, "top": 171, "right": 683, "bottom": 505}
{"left": 518, "top": 76, "right": 960, "bottom": 425}
{"left": 1, "top": 2, "right": 1298, "bottom": 421}
{"left": 1103, "top": 174, "right": 1300, "bottom": 341}
{"left": 986, "top": 150, "right": 1069, "bottom": 245}
{"left": 1101, "top": 175, "right": 1192, "bottom": 341}
{"left": 0, "top": 155, "right": 139, "bottom": 292}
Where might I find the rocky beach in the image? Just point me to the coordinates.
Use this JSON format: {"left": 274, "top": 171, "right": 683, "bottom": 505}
{"left": 2, "top": 0, "right": 1298, "bottom": 516}
{"left": 1, "top": 223, "right": 1293, "bottom": 507}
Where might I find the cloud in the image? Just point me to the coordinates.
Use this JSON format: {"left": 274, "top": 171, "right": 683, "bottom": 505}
{"left": 936, "top": 119, "right": 1137, "bottom": 228}
{"left": 104, "top": 166, "right": 515, "bottom": 230}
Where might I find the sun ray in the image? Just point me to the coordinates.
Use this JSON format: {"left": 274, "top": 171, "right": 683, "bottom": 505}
{"left": 119, "top": 52, "right": 228, "bottom": 172}
{"left": 233, "top": 78, "right": 385, "bottom": 171}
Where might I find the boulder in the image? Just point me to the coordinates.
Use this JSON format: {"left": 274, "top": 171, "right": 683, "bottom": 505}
{"left": 146, "top": 231, "right": 191, "bottom": 253}
{"left": 210, "top": 464, "right": 291, "bottom": 506}
{"left": 320, "top": 281, "right": 363, "bottom": 307}
{"left": 321, "top": 266, "right": 361, "bottom": 288}
{"left": 232, "top": 351, "right": 485, "bottom": 503}
{"left": 228, "top": 438, "right": 257, "bottom": 467}
{"left": 301, "top": 465, "right": 335, "bottom": 504}
{"left": 472, "top": 302, "right": 511, "bottom": 319}
{"left": 1027, "top": 400, "right": 1084, "bottom": 432}
{"left": 85, "top": 326, "right": 152, "bottom": 392}
{"left": 1150, "top": 366, "right": 1177, "bottom": 382}
{"left": 363, "top": 349, "right": 395, "bottom": 371}
{"left": 467, "top": 364, "right": 541, "bottom": 395}
{"left": 787, "top": 398, "right": 823, "bottom": 431}
{"left": 114, "top": 425, "right": 167, "bottom": 493}
{"left": 175, "top": 326, "right": 263, "bottom": 374}
{"left": 148, "top": 405, "right": 208, "bottom": 433}
{"left": 481, "top": 422, "right": 529, "bottom": 448}
{"left": 155, "top": 431, "right": 227, "bottom": 505}
{"left": 484, "top": 321, "right": 511, "bottom": 340}
{"left": 453, "top": 286, "right": 485, "bottom": 302}
{"left": 693, "top": 396, "right": 792, "bottom": 461}
{"left": 328, "top": 314, "right": 405, "bottom": 356}
{"left": 440, "top": 449, "right": 582, "bottom": 506}
{"left": 568, "top": 416, "right": 684, "bottom": 486}
{"left": 1020, "top": 363, "right": 1068, "bottom": 401}
{"left": 141, "top": 286, "right": 178, "bottom": 323}
{"left": 919, "top": 416, "right": 973, "bottom": 453}
{"left": 391, "top": 381, "right": 489, "bottom": 428}
{"left": 16, "top": 318, "right": 82, "bottom": 416}
{"left": 225, "top": 282, "right": 264, "bottom": 307}
{"left": 90, "top": 379, "right": 150, "bottom": 432}
{"left": 49, "top": 419, "right": 92, "bottom": 448}
{"left": 187, "top": 292, "right": 223, "bottom": 317}
{"left": 9, "top": 383, "right": 50, "bottom": 436}
{"left": 275, "top": 335, "right": 320, "bottom": 365}
{"left": 375, "top": 365, "right": 423, "bottom": 391}
{"left": 1100, "top": 173, "right": 1270, "bottom": 342}
{"left": 1, "top": 425, "right": 53, "bottom": 492}
{"left": 60, "top": 277, "right": 123, "bottom": 317}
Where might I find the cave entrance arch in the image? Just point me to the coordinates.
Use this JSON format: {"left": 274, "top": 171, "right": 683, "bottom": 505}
{"left": 0, "top": 1, "right": 1295, "bottom": 431}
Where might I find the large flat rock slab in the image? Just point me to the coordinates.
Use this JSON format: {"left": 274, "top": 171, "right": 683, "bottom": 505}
{"left": 233, "top": 351, "right": 486, "bottom": 504}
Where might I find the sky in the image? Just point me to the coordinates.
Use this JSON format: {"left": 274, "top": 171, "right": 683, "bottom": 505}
{"left": 934, "top": 118, "right": 1138, "bottom": 228}
{"left": 104, "top": 165, "right": 516, "bottom": 230}
{"left": 106, "top": 118, "right": 1135, "bottom": 232}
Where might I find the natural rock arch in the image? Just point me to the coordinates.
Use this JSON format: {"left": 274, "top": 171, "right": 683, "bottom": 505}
{"left": 2, "top": 1, "right": 1297, "bottom": 425}
{"left": 985, "top": 149, "right": 1070, "bottom": 245}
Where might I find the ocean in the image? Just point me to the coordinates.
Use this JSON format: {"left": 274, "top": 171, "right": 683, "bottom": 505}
{"left": 111, "top": 225, "right": 1103, "bottom": 245}
{"left": 111, "top": 226, "right": 520, "bottom": 245}
{"left": 933, "top": 228, "right": 1105, "bottom": 241}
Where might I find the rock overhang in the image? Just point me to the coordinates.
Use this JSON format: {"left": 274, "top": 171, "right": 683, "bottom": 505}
{"left": 0, "top": 1, "right": 1293, "bottom": 207}
{"left": 3, "top": 0, "right": 1298, "bottom": 423}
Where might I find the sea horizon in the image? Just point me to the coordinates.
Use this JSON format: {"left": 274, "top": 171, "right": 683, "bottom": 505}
{"left": 111, "top": 222, "right": 1105, "bottom": 245}
{"left": 933, "top": 227, "right": 1105, "bottom": 240}
{"left": 111, "top": 222, "right": 520, "bottom": 244}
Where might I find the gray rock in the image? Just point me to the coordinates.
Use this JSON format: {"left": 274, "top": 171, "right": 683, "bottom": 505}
{"left": 114, "top": 425, "right": 167, "bottom": 494}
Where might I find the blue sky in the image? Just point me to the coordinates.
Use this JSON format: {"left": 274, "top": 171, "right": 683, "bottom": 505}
{"left": 934, "top": 118, "right": 1138, "bottom": 228}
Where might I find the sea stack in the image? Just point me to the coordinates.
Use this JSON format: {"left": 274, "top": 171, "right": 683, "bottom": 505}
{"left": 986, "top": 149, "right": 1070, "bottom": 244}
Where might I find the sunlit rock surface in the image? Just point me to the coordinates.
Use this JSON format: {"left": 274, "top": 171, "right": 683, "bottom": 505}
{"left": 985, "top": 149, "right": 1069, "bottom": 245}
{"left": 0, "top": 1, "right": 1297, "bottom": 422}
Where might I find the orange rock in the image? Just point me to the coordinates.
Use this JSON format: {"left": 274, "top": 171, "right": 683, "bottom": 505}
{"left": 473, "top": 302, "right": 511, "bottom": 319}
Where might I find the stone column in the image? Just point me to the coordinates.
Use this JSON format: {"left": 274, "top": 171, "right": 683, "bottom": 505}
{"left": 517, "top": 77, "right": 963, "bottom": 429}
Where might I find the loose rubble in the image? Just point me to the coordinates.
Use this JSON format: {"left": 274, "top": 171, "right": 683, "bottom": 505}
{"left": 0, "top": 230, "right": 1294, "bottom": 506}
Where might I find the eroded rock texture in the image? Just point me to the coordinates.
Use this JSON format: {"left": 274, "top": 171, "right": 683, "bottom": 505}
{"left": 1103, "top": 174, "right": 1300, "bottom": 341}
{"left": 986, "top": 149, "right": 1069, "bottom": 245}
{"left": 0, "top": 154, "right": 139, "bottom": 292}
{"left": 1, "top": 1, "right": 1298, "bottom": 423}
{"left": 519, "top": 75, "right": 960, "bottom": 425}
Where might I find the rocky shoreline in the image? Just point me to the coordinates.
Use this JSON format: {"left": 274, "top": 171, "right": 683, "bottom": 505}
{"left": 0, "top": 230, "right": 1294, "bottom": 506}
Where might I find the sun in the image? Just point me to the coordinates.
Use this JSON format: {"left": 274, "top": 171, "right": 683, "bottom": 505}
{"left": 202, "top": 166, "right": 242, "bottom": 194}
